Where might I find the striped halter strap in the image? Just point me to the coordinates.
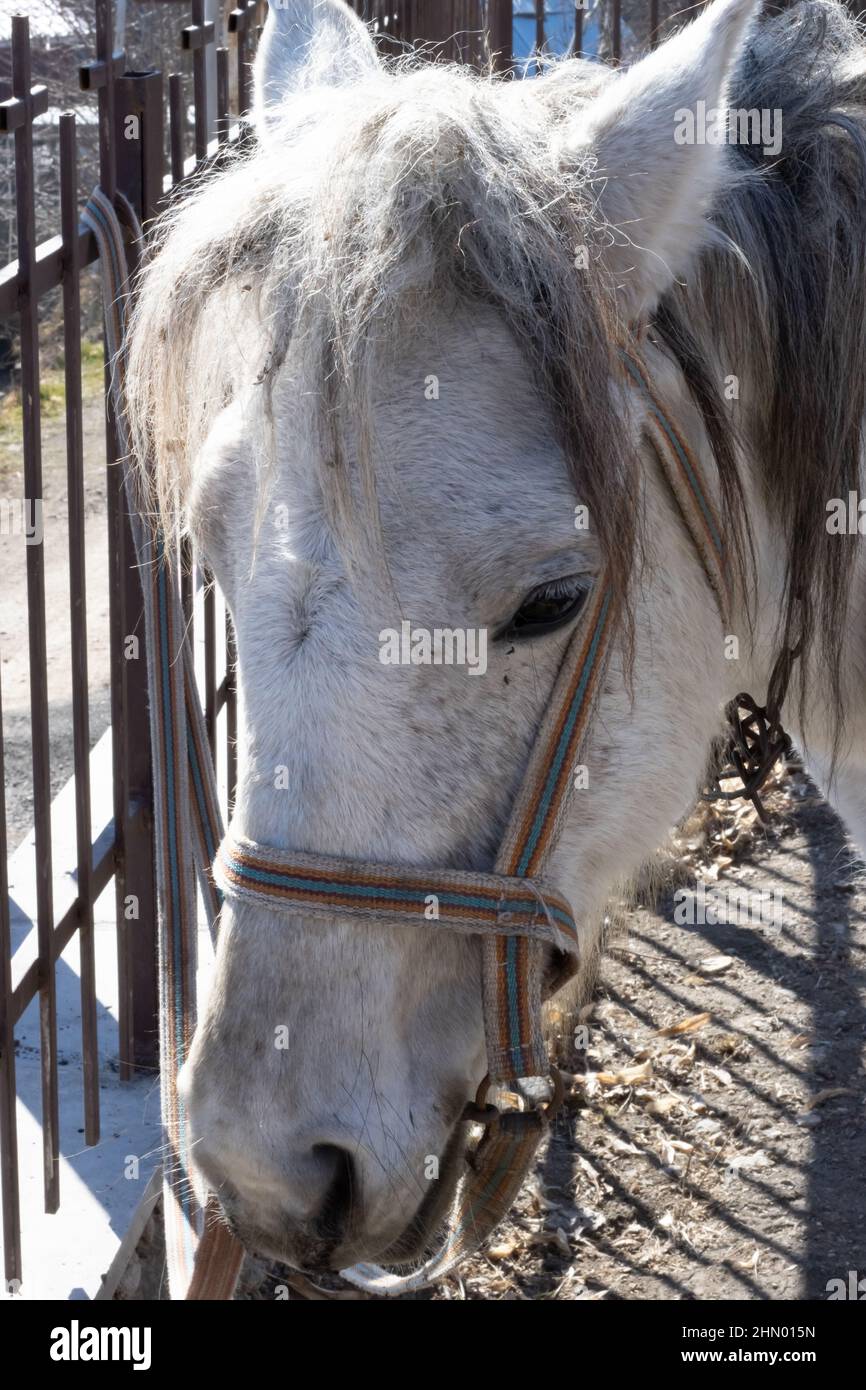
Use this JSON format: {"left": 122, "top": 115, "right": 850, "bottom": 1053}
{"left": 87, "top": 184, "right": 728, "bottom": 1298}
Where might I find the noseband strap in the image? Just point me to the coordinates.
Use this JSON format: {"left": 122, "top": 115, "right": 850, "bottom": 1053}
{"left": 216, "top": 841, "right": 579, "bottom": 950}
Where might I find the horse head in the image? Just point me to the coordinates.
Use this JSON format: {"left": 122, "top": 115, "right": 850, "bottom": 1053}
{"left": 128, "top": 0, "right": 770, "bottom": 1273}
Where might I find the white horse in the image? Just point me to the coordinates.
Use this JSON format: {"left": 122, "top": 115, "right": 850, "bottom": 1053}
{"left": 126, "top": 0, "right": 866, "bottom": 1274}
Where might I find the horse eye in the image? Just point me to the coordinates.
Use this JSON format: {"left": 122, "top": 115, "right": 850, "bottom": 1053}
{"left": 499, "top": 578, "right": 588, "bottom": 640}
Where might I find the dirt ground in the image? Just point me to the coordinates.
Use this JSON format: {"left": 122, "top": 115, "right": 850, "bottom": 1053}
{"left": 412, "top": 775, "right": 866, "bottom": 1304}
{"left": 117, "top": 768, "right": 866, "bottom": 1302}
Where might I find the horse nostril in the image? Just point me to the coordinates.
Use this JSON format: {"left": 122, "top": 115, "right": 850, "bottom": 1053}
{"left": 311, "top": 1143, "right": 356, "bottom": 1241}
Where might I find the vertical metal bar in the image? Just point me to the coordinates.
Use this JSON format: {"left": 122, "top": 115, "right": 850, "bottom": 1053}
{"left": 11, "top": 14, "right": 60, "bottom": 1216}
{"left": 535, "top": 0, "right": 545, "bottom": 61}
{"left": 216, "top": 46, "right": 229, "bottom": 145}
{"left": 226, "top": 614, "right": 237, "bottom": 818}
{"left": 169, "top": 72, "right": 186, "bottom": 186}
{"left": 169, "top": 69, "right": 195, "bottom": 677}
{"left": 60, "top": 114, "right": 99, "bottom": 1145}
{"left": 575, "top": 2, "right": 584, "bottom": 58}
{"left": 114, "top": 72, "right": 162, "bottom": 1074}
{"left": 0, "top": 669, "right": 22, "bottom": 1286}
{"left": 203, "top": 571, "right": 217, "bottom": 761}
{"left": 180, "top": 545, "right": 194, "bottom": 630}
{"left": 611, "top": 0, "right": 622, "bottom": 63}
{"left": 204, "top": 0, "right": 219, "bottom": 143}
{"left": 650, "top": 0, "right": 660, "bottom": 50}
{"left": 106, "top": 411, "right": 131, "bottom": 1070}
{"left": 96, "top": 0, "right": 117, "bottom": 200}
{"left": 192, "top": 0, "right": 209, "bottom": 162}
{"left": 169, "top": 65, "right": 193, "bottom": 710}
{"left": 488, "top": 0, "right": 512, "bottom": 72}
{"left": 237, "top": 4, "right": 251, "bottom": 119}
{"left": 136, "top": 71, "right": 164, "bottom": 224}
{"left": 170, "top": 73, "right": 193, "bottom": 630}
{"left": 92, "top": 0, "right": 136, "bottom": 1083}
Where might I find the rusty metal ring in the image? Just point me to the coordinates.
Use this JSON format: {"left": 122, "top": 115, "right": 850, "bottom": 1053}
{"left": 461, "top": 1073, "right": 500, "bottom": 1128}
{"left": 461, "top": 1068, "right": 565, "bottom": 1126}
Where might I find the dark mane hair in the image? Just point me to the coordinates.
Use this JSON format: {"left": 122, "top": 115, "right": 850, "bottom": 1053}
{"left": 662, "top": 0, "right": 866, "bottom": 758}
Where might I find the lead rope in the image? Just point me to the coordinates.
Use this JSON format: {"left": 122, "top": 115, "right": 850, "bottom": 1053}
{"left": 86, "top": 186, "right": 732, "bottom": 1300}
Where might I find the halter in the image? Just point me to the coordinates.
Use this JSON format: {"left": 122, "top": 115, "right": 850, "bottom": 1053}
{"left": 86, "top": 187, "right": 734, "bottom": 1299}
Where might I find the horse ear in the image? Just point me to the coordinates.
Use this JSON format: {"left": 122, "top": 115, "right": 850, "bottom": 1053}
{"left": 254, "top": 0, "right": 380, "bottom": 132}
{"left": 562, "top": 0, "right": 760, "bottom": 320}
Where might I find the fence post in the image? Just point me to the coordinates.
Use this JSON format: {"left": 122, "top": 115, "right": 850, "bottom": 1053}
{"left": 112, "top": 70, "right": 163, "bottom": 1076}
{"left": 487, "top": 0, "right": 512, "bottom": 72}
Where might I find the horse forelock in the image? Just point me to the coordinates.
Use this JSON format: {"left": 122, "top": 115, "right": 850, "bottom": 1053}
{"left": 125, "top": 50, "right": 640, "bottom": 625}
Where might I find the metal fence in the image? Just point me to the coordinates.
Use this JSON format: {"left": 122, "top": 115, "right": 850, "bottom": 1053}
{"left": 0, "top": 0, "right": 722, "bottom": 1295}
{"left": 0, "top": 0, "right": 271, "bottom": 1293}
{"left": 353, "top": 0, "right": 663, "bottom": 66}
{"left": 355, "top": 0, "right": 682, "bottom": 66}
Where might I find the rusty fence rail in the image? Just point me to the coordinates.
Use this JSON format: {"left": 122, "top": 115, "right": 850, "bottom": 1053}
{"left": 0, "top": 0, "right": 703, "bottom": 1295}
